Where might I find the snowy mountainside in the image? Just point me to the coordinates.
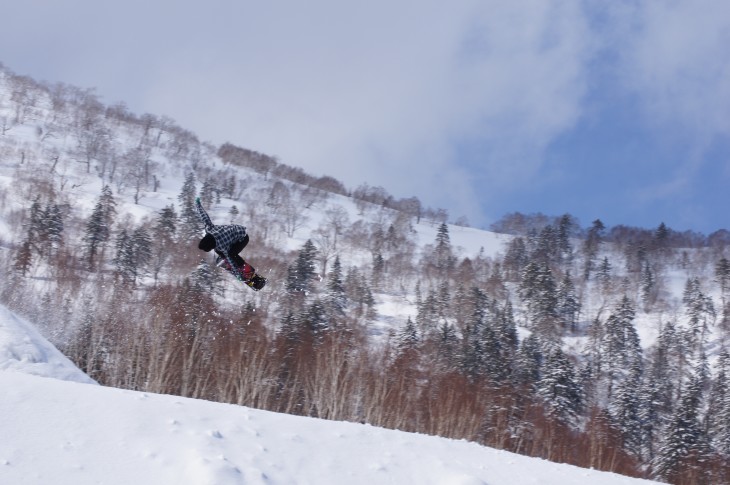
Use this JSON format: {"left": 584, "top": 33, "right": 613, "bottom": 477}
{"left": 0, "top": 64, "right": 512, "bottom": 332}
{"left": 3, "top": 63, "right": 730, "bottom": 483}
{"left": 0, "top": 304, "right": 660, "bottom": 485}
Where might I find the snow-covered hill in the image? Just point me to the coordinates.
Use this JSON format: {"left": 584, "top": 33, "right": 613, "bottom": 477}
{"left": 0, "top": 305, "right": 94, "bottom": 384}
{"left": 0, "top": 304, "right": 658, "bottom": 485}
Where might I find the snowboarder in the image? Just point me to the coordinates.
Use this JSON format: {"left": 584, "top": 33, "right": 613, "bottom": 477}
{"left": 195, "top": 197, "right": 267, "bottom": 291}
{"left": 195, "top": 197, "right": 251, "bottom": 278}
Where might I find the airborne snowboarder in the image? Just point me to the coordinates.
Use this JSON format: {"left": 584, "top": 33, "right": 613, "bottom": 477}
{"left": 195, "top": 197, "right": 266, "bottom": 290}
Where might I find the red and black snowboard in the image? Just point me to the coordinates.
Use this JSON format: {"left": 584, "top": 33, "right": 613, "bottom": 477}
{"left": 216, "top": 256, "right": 267, "bottom": 291}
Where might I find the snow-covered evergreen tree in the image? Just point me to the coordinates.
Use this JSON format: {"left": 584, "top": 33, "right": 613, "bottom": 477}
{"left": 653, "top": 367, "right": 709, "bottom": 482}
{"left": 325, "top": 256, "right": 347, "bottom": 324}
{"left": 683, "top": 277, "right": 715, "bottom": 347}
{"left": 43, "top": 203, "right": 64, "bottom": 253}
{"left": 397, "top": 316, "right": 419, "bottom": 354}
{"left": 287, "top": 239, "right": 318, "bottom": 294}
{"left": 537, "top": 347, "right": 581, "bottom": 423}
{"left": 177, "top": 172, "right": 199, "bottom": 241}
{"left": 557, "top": 272, "right": 580, "bottom": 332}
{"left": 433, "top": 222, "right": 454, "bottom": 274}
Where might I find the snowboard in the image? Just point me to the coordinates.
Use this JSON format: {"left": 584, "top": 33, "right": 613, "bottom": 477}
{"left": 216, "top": 256, "right": 267, "bottom": 291}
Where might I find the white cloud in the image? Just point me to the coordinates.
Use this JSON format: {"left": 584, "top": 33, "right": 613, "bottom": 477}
{"left": 620, "top": 1, "right": 730, "bottom": 135}
{"left": 138, "top": 1, "right": 596, "bottom": 225}
{"left": 3, "top": 0, "right": 726, "bottom": 228}
{"left": 611, "top": 0, "right": 730, "bottom": 202}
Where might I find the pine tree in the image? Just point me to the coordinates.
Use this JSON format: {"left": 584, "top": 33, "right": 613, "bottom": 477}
{"left": 481, "top": 319, "right": 508, "bottom": 383}
{"left": 597, "top": 256, "right": 612, "bottom": 292}
{"left": 113, "top": 227, "right": 152, "bottom": 285}
{"left": 191, "top": 258, "right": 222, "bottom": 295}
{"left": 113, "top": 229, "right": 134, "bottom": 283}
{"left": 653, "top": 370, "right": 709, "bottom": 482}
{"left": 648, "top": 320, "right": 681, "bottom": 419}
{"left": 154, "top": 204, "right": 177, "bottom": 239}
{"left": 716, "top": 258, "right": 730, "bottom": 297}
{"left": 437, "top": 283, "right": 451, "bottom": 322}
{"left": 372, "top": 251, "right": 385, "bottom": 276}
{"left": 609, "top": 359, "right": 643, "bottom": 457}
{"left": 82, "top": 186, "right": 117, "bottom": 268}
{"left": 583, "top": 219, "right": 605, "bottom": 280}
{"left": 457, "top": 288, "right": 514, "bottom": 383}
{"left": 130, "top": 227, "right": 152, "bottom": 281}
{"left": 640, "top": 260, "right": 655, "bottom": 310}
{"left": 708, "top": 349, "right": 730, "bottom": 454}
{"left": 199, "top": 178, "right": 215, "bottom": 206}
{"left": 303, "top": 299, "right": 329, "bottom": 344}
{"left": 149, "top": 205, "right": 178, "bottom": 283}
{"left": 83, "top": 202, "right": 107, "bottom": 268}
{"left": 518, "top": 261, "right": 541, "bottom": 314}
{"left": 654, "top": 222, "right": 669, "bottom": 253}
{"left": 277, "top": 311, "right": 300, "bottom": 360}
{"left": 582, "top": 315, "right": 605, "bottom": 390}
{"left": 503, "top": 236, "right": 528, "bottom": 280}
{"left": 537, "top": 347, "right": 581, "bottom": 423}
{"left": 416, "top": 288, "right": 440, "bottom": 337}
{"left": 344, "top": 267, "right": 375, "bottom": 319}
{"left": 514, "top": 333, "right": 543, "bottom": 389}
{"left": 397, "top": 317, "right": 419, "bottom": 354}
{"left": 519, "top": 261, "right": 559, "bottom": 340}
{"left": 604, "top": 296, "right": 641, "bottom": 380}
{"left": 26, "top": 198, "right": 45, "bottom": 254}
{"left": 557, "top": 214, "right": 575, "bottom": 262}
{"left": 460, "top": 321, "right": 485, "bottom": 382}
{"left": 557, "top": 272, "right": 581, "bottom": 332}
{"left": 458, "top": 288, "right": 488, "bottom": 380}
{"left": 13, "top": 240, "right": 32, "bottom": 275}
{"left": 683, "top": 277, "right": 715, "bottom": 346}
{"left": 43, "top": 203, "right": 64, "bottom": 253}
{"left": 435, "top": 321, "right": 458, "bottom": 372}
{"left": 636, "top": 373, "right": 661, "bottom": 462}
{"left": 325, "top": 256, "right": 347, "bottom": 324}
{"left": 433, "top": 222, "right": 454, "bottom": 274}
{"left": 178, "top": 172, "right": 199, "bottom": 241}
{"left": 222, "top": 175, "right": 236, "bottom": 198}
{"left": 716, "top": 258, "right": 730, "bottom": 328}
{"left": 287, "top": 239, "right": 318, "bottom": 294}
{"left": 532, "top": 224, "right": 558, "bottom": 265}
{"left": 99, "top": 185, "right": 117, "bottom": 230}
{"left": 498, "top": 299, "right": 518, "bottom": 355}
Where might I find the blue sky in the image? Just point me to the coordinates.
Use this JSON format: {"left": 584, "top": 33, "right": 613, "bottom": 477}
{"left": 1, "top": 0, "right": 728, "bottom": 233}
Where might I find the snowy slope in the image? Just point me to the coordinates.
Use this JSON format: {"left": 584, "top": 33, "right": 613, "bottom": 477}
{"left": 0, "top": 303, "right": 661, "bottom": 485}
{"left": 0, "top": 371, "right": 660, "bottom": 485}
{"left": 0, "top": 305, "right": 94, "bottom": 384}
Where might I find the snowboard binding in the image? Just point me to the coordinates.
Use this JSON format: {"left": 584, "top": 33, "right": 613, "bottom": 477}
{"left": 216, "top": 256, "right": 267, "bottom": 291}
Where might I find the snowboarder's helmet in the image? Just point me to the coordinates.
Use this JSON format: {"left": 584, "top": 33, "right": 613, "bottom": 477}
{"left": 199, "top": 233, "right": 216, "bottom": 252}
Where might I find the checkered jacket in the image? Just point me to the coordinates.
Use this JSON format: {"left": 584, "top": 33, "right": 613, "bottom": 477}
{"left": 196, "top": 200, "right": 247, "bottom": 257}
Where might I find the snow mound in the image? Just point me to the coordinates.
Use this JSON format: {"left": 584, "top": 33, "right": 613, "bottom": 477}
{"left": 0, "top": 304, "right": 95, "bottom": 384}
{"left": 0, "top": 371, "right": 659, "bottom": 485}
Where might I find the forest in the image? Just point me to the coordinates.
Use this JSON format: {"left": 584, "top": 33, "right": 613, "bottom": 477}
{"left": 2, "top": 63, "right": 730, "bottom": 485}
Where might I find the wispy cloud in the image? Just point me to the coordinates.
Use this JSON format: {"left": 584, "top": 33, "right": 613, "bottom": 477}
{"left": 612, "top": 1, "right": 730, "bottom": 203}
{"left": 1, "top": 0, "right": 728, "bottom": 230}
